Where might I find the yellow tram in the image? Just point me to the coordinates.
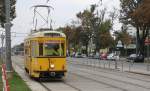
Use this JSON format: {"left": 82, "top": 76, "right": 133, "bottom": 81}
{"left": 24, "top": 29, "right": 67, "bottom": 78}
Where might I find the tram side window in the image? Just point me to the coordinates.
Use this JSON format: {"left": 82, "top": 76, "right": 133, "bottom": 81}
{"left": 31, "top": 41, "right": 38, "bottom": 57}
{"left": 39, "top": 43, "right": 43, "bottom": 56}
{"left": 25, "top": 48, "right": 30, "bottom": 56}
{"left": 25, "top": 48, "right": 27, "bottom": 55}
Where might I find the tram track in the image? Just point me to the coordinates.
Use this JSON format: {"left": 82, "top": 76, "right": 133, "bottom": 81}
{"left": 68, "top": 64, "right": 150, "bottom": 90}
{"left": 38, "top": 82, "right": 52, "bottom": 91}
{"left": 12, "top": 57, "right": 81, "bottom": 91}
{"left": 13, "top": 56, "right": 126, "bottom": 91}
{"left": 68, "top": 71, "right": 127, "bottom": 91}
{"left": 37, "top": 78, "right": 82, "bottom": 91}
{"left": 68, "top": 60, "right": 150, "bottom": 83}
{"left": 12, "top": 56, "right": 150, "bottom": 91}
{"left": 63, "top": 80, "right": 82, "bottom": 91}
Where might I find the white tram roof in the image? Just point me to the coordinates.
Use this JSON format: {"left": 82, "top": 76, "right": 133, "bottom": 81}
{"left": 26, "top": 29, "right": 66, "bottom": 39}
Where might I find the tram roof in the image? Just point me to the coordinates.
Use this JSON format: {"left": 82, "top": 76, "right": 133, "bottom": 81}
{"left": 26, "top": 29, "right": 66, "bottom": 39}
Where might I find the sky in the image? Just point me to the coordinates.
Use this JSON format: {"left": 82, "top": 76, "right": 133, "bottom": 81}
{"left": 1, "top": 0, "right": 121, "bottom": 47}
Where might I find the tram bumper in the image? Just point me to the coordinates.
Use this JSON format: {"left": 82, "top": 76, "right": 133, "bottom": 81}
{"left": 34, "top": 70, "right": 67, "bottom": 78}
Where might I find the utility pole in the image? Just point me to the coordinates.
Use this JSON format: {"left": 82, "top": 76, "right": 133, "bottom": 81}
{"left": 1, "top": 32, "right": 5, "bottom": 63}
{"left": 136, "top": 30, "right": 138, "bottom": 55}
{"left": 4, "top": 0, "right": 13, "bottom": 72}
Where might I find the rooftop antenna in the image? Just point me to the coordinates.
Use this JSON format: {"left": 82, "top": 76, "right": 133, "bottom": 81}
{"left": 31, "top": 5, "right": 54, "bottom": 32}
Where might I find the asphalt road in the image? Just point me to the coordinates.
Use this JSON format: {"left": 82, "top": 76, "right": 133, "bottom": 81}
{"left": 12, "top": 56, "right": 150, "bottom": 91}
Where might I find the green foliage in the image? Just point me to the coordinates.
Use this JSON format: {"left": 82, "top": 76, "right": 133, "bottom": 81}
{"left": 120, "top": 0, "right": 143, "bottom": 26}
{"left": 98, "top": 20, "right": 115, "bottom": 49}
{"left": 10, "top": 0, "right": 16, "bottom": 20}
{"left": 76, "top": 6, "right": 95, "bottom": 53}
{"left": 0, "top": 0, "right": 16, "bottom": 27}
{"left": 114, "top": 26, "right": 131, "bottom": 46}
{"left": 77, "top": 4, "right": 106, "bottom": 53}
{"left": 120, "top": 0, "right": 150, "bottom": 56}
{"left": 59, "top": 4, "right": 116, "bottom": 54}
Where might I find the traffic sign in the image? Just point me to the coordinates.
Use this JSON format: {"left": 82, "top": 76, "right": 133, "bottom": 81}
{"left": 145, "top": 38, "right": 150, "bottom": 45}
{"left": 117, "top": 40, "right": 123, "bottom": 48}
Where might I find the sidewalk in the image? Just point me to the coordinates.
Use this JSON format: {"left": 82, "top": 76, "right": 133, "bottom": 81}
{"left": 67, "top": 57, "right": 150, "bottom": 76}
{"left": 12, "top": 56, "right": 47, "bottom": 91}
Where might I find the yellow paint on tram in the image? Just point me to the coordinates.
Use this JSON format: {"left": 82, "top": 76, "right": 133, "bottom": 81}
{"left": 24, "top": 29, "right": 67, "bottom": 78}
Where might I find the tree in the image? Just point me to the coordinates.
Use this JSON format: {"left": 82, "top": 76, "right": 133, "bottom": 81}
{"left": 115, "top": 25, "right": 131, "bottom": 46}
{"left": 98, "top": 20, "right": 115, "bottom": 49}
{"left": 57, "top": 25, "right": 83, "bottom": 54}
{"left": 56, "top": 26, "right": 73, "bottom": 54}
{"left": 120, "top": 0, "right": 150, "bottom": 59}
{"left": 0, "top": 0, "right": 5, "bottom": 27}
{"left": 0, "top": 0, "right": 16, "bottom": 27}
{"left": 76, "top": 4, "right": 116, "bottom": 54}
{"left": 93, "top": 7, "right": 106, "bottom": 52}
{"left": 76, "top": 6, "right": 94, "bottom": 55}
{"left": 93, "top": 6, "right": 116, "bottom": 52}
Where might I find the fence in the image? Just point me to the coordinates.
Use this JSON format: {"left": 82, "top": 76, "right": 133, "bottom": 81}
{"left": 68, "top": 57, "right": 150, "bottom": 75}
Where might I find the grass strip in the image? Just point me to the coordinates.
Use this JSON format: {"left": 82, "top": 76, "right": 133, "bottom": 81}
{"left": 9, "top": 72, "right": 32, "bottom": 91}
{"left": 0, "top": 59, "right": 31, "bottom": 91}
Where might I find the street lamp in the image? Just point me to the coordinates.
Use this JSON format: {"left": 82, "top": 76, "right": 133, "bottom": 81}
{"left": 136, "top": 30, "right": 138, "bottom": 56}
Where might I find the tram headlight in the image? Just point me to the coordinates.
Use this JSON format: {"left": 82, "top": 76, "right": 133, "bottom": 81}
{"left": 50, "top": 64, "right": 55, "bottom": 68}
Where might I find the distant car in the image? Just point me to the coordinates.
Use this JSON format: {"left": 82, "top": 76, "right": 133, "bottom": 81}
{"left": 75, "top": 52, "right": 83, "bottom": 58}
{"left": 107, "top": 53, "right": 119, "bottom": 61}
{"left": 100, "top": 53, "right": 107, "bottom": 60}
{"left": 81, "top": 54, "right": 87, "bottom": 58}
{"left": 127, "top": 54, "right": 137, "bottom": 60}
{"left": 88, "top": 53, "right": 94, "bottom": 58}
{"left": 134, "top": 55, "right": 144, "bottom": 62}
{"left": 93, "top": 54, "right": 100, "bottom": 59}
{"left": 127, "top": 54, "right": 144, "bottom": 62}
{"left": 88, "top": 53, "right": 100, "bottom": 59}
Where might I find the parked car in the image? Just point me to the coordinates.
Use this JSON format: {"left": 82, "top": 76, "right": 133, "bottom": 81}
{"left": 75, "top": 52, "right": 83, "bottom": 58}
{"left": 92, "top": 53, "right": 100, "bottom": 59}
{"left": 127, "top": 54, "right": 137, "bottom": 60}
{"left": 88, "top": 53, "right": 94, "bottom": 58}
{"left": 81, "top": 54, "right": 87, "bottom": 58}
{"left": 100, "top": 53, "right": 107, "bottom": 60}
{"left": 134, "top": 54, "right": 144, "bottom": 62}
{"left": 88, "top": 53, "right": 100, "bottom": 59}
{"left": 107, "top": 53, "right": 119, "bottom": 61}
{"left": 127, "top": 54, "right": 144, "bottom": 62}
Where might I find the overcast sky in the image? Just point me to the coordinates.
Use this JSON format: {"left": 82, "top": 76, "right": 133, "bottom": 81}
{"left": 1, "top": 0, "right": 121, "bottom": 47}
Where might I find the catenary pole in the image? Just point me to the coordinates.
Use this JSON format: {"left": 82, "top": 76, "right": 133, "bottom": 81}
{"left": 4, "top": 0, "right": 13, "bottom": 72}
{"left": 1, "top": 32, "right": 5, "bottom": 64}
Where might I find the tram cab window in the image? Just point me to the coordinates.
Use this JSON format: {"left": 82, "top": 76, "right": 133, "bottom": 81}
{"left": 44, "top": 43, "right": 64, "bottom": 56}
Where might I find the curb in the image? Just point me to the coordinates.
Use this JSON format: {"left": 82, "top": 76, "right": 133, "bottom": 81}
{"left": 125, "top": 71, "right": 150, "bottom": 76}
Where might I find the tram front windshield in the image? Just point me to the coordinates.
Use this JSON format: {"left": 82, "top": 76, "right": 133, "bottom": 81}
{"left": 44, "top": 43, "right": 64, "bottom": 56}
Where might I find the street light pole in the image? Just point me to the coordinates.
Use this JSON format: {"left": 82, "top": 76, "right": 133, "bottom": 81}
{"left": 4, "top": 0, "right": 13, "bottom": 72}
{"left": 136, "top": 30, "right": 138, "bottom": 55}
{"left": 146, "top": 30, "right": 150, "bottom": 71}
{"left": 1, "top": 32, "right": 5, "bottom": 64}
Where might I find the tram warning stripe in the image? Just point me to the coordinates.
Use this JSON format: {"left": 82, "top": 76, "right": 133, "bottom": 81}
{"left": 1, "top": 64, "right": 10, "bottom": 91}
